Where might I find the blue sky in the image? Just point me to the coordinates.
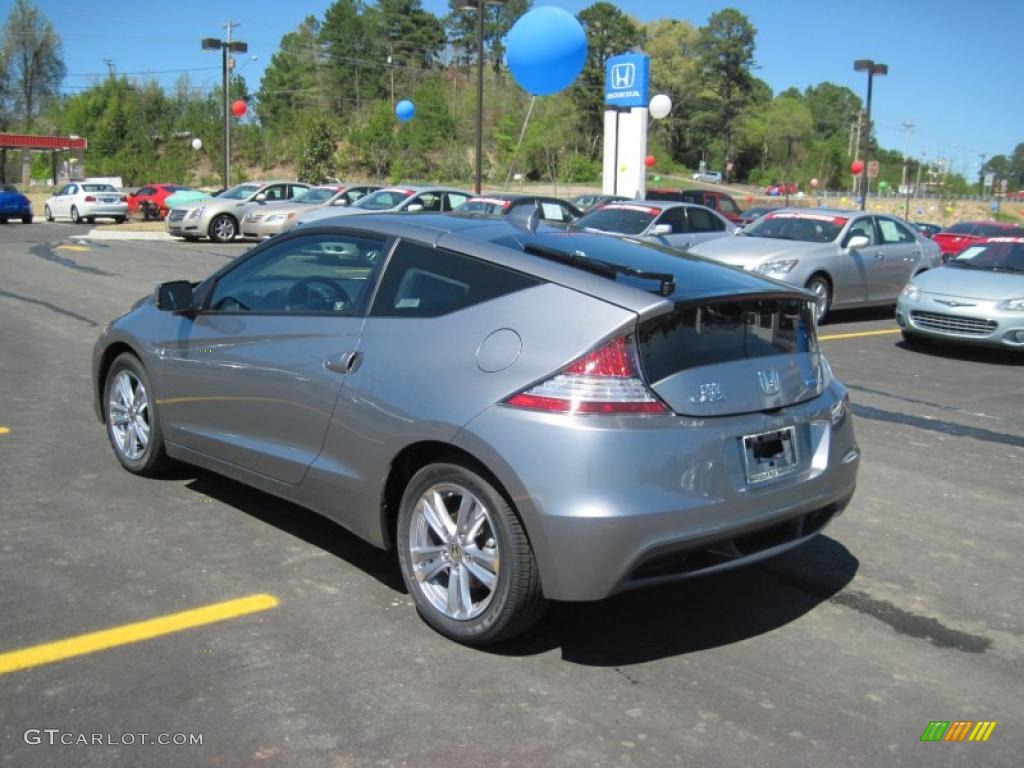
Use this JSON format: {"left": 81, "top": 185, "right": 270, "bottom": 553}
{"left": 27, "top": 0, "right": 1021, "bottom": 175}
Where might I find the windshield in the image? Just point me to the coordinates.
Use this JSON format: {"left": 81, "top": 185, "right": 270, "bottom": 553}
{"left": 354, "top": 188, "right": 416, "bottom": 210}
{"left": 218, "top": 184, "right": 261, "bottom": 200}
{"left": 743, "top": 212, "right": 847, "bottom": 242}
{"left": 82, "top": 184, "right": 118, "bottom": 192}
{"left": 294, "top": 187, "right": 338, "bottom": 204}
{"left": 951, "top": 240, "right": 1024, "bottom": 272}
{"left": 575, "top": 204, "right": 658, "bottom": 235}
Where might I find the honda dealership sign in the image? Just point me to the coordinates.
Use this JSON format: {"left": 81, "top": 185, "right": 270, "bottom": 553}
{"left": 604, "top": 54, "right": 650, "bottom": 108}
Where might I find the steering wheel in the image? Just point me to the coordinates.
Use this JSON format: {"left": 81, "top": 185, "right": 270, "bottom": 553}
{"left": 286, "top": 277, "right": 351, "bottom": 312}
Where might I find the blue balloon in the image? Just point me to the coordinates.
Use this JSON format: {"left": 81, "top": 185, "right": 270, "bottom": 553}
{"left": 395, "top": 100, "right": 415, "bottom": 122}
{"left": 505, "top": 7, "right": 587, "bottom": 96}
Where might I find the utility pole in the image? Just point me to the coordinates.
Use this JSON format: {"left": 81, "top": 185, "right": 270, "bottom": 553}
{"left": 851, "top": 110, "right": 863, "bottom": 197}
{"left": 202, "top": 22, "right": 247, "bottom": 189}
{"left": 901, "top": 120, "right": 914, "bottom": 218}
{"left": 978, "top": 153, "right": 986, "bottom": 198}
{"left": 103, "top": 59, "right": 115, "bottom": 77}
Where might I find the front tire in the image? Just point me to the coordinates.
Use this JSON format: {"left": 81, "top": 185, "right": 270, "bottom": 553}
{"left": 209, "top": 214, "right": 237, "bottom": 243}
{"left": 397, "top": 461, "right": 546, "bottom": 645}
{"left": 805, "top": 274, "right": 832, "bottom": 322}
{"left": 103, "top": 353, "right": 170, "bottom": 476}
{"left": 70, "top": 205, "right": 81, "bottom": 224}
{"left": 44, "top": 205, "right": 53, "bottom": 222}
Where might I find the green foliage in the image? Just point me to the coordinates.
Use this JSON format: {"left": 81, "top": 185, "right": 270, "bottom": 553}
{"left": 296, "top": 115, "right": 340, "bottom": 183}
{"left": 1, "top": 0, "right": 65, "bottom": 129}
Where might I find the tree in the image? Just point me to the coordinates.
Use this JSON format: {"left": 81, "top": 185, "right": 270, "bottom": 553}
{"left": 445, "top": 0, "right": 530, "bottom": 75}
{"left": 1, "top": 0, "right": 65, "bottom": 129}
{"left": 645, "top": 19, "right": 700, "bottom": 164}
{"left": 571, "top": 2, "right": 645, "bottom": 155}
{"left": 803, "top": 82, "right": 861, "bottom": 140}
{"left": 296, "top": 115, "right": 339, "bottom": 183}
{"left": 258, "top": 16, "right": 326, "bottom": 127}
{"left": 694, "top": 8, "right": 756, "bottom": 181}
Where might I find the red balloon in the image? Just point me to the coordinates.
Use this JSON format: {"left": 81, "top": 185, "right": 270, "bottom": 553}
{"left": 231, "top": 99, "right": 248, "bottom": 118}
{"left": 644, "top": 155, "right": 656, "bottom": 168}
{"left": 850, "top": 160, "right": 864, "bottom": 175}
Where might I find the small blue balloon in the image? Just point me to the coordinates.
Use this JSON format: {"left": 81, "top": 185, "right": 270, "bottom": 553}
{"left": 505, "top": 7, "right": 587, "bottom": 96}
{"left": 395, "top": 100, "right": 415, "bottom": 122}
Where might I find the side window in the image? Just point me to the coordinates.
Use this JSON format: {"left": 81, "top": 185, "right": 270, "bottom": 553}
{"left": 655, "top": 207, "right": 688, "bottom": 233}
{"left": 718, "top": 196, "right": 738, "bottom": 214}
{"left": 347, "top": 188, "right": 368, "bottom": 203}
{"left": 207, "top": 233, "right": 387, "bottom": 315}
{"left": 687, "top": 206, "right": 725, "bottom": 233}
{"left": 445, "top": 192, "right": 469, "bottom": 211}
{"left": 411, "top": 192, "right": 442, "bottom": 212}
{"left": 262, "top": 185, "right": 287, "bottom": 202}
{"left": 877, "top": 218, "right": 915, "bottom": 244}
{"left": 137, "top": 186, "right": 155, "bottom": 196}
{"left": 539, "top": 201, "right": 572, "bottom": 222}
{"left": 846, "top": 218, "right": 877, "bottom": 246}
{"left": 371, "top": 240, "right": 541, "bottom": 318}
{"left": 288, "top": 184, "right": 307, "bottom": 199}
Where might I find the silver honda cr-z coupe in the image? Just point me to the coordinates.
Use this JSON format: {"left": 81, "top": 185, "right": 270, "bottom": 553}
{"left": 93, "top": 212, "right": 860, "bottom": 645}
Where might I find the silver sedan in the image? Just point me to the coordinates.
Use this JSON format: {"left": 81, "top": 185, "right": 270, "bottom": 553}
{"left": 690, "top": 208, "right": 942, "bottom": 320}
{"left": 241, "top": 184, "right": 381, "bottom": 239}
{"left": 572, "top": 200, "right": 736, "bottom": 251}
{"left": 896, "top": 236, "right": 1024, "bottom": 350}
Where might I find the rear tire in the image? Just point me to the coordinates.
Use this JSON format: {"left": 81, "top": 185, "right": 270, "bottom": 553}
{"left": 44, "top": 205, "right": 53, "bottom": 222}
{"left": 805, "top": 274, "right": 832, "bottom": 322}
{"left": 70, "top": 206, "right": 81, "bottom": 224}
{"left": 103, "top": 353, "right": 171, "bottom": 477}
{"left": 397, "top": 461, "right": 546, "bottom": 645}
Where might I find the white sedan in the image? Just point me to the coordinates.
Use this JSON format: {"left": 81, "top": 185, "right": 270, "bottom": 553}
{"left": 44, "top": 182, "right": 128, "bottom": 224}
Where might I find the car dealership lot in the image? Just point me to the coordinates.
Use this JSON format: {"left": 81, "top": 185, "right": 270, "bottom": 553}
{"left": 0, "top": 223, "right": 1020, "bottom": 767}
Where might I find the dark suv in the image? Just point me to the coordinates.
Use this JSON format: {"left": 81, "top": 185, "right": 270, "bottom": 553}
{"left": 646, "top": 188, "right": 743, "bottom": 224}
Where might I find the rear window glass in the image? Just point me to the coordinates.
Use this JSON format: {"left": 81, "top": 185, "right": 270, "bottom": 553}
{"left": 639, "top": 298, "right": 818, "bottom": 383}
{"left": 82, "top": 184, "right": 118, "bottom": 192}
{"left": 577, "top": 204, "right": 658, "bottom": 235}
{"left": 975, "top": 224, "right": 1023, "bottom": 237}
{"left": 744, "top": 213, "right": 847, "bottom": 243}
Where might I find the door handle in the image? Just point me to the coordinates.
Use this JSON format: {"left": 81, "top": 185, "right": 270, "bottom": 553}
{"left": 874, "top": 252, "right": 886, "bottom": 259}
{"left": 324, "top": 351, "right": 361, "bottom": 374}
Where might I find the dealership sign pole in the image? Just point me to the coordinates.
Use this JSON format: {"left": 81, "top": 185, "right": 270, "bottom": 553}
{"left": 603, "top": 53, "right": 650, "bottom": 199}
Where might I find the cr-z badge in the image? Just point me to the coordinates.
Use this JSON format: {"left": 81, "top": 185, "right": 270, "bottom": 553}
{"left": 691, "top": 381, "right": 725, "bottom": 404}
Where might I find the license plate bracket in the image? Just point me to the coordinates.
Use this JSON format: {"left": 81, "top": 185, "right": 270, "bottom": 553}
{"left": 741, "top": 426, "right": 798, "bottom": 484}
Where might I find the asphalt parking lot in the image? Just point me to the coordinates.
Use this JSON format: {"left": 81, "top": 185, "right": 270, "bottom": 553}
{"left": 1, "top": 221, "right": 1021, "bottom": 767}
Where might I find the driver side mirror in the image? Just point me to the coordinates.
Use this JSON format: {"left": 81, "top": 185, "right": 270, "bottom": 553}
{"left": 845, "top": 234, "right": 869, "bottom": 250}
{"left": 650, "top": 223, "right": 672, "bottom": 236}
{"left": 254, "top": 192, "right": 266, "bottom": 202}
{"left": 155, "top": 280, "right": 194, "bottom": 313}
{"left": 331, "top": 199, "right": 348, "bottom": 206}
{"left": 405, "top": 204, "right": 424, "bottom": 212}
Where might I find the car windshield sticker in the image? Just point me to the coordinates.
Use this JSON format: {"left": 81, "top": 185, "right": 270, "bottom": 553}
{"left": 766, "top": 212, "right": 848, "bottom": 226}
{"left": 602, "top": 204, "right": 659, "bottom": 215}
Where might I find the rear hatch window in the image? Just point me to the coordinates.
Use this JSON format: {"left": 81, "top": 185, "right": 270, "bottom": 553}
{"left": 639, "top": 297, "right": 823, "bottom": 416}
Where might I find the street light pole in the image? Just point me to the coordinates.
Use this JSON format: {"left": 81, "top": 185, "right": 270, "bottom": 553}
{"left": 202, "top": 23, "right": 247, "bottom": 189}
{"left": 854, "top": 59, "right": 887, "bottom": 211}
{"left": 462, "top": 0, "right": 505, "bottom": 195}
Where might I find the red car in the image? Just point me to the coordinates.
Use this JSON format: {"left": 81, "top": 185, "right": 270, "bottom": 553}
{"left": 126, "top": 183, "right": 195, "bottom": 219}
{"left": 764, "top": 182, "right": 799, "bottom": 196}
{"left": 645, "top": 188, "right": 744, "bottom": 224}
{"left": 932, "top": 221, "right": 1024, "bottom": 260}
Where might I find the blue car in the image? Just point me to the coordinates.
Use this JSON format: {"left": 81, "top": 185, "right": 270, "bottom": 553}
{"left": 0, "top": 184, "right": 33, "bottom": 224}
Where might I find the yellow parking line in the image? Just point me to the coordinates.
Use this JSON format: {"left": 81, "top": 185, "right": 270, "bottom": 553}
{"left": 0, "top": 593, "right": 278, "bottom": 676}
{"left": 0, "top": 426, "right": 9, "bottom": 435}
{"left": 54, "top": 244, "right": 91, "bottom": 252}
{"left": 819, "top": 328, "right": 901, "bottom": 341}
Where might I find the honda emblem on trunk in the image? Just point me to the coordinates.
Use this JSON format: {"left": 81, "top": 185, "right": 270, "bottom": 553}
{"left": 757, "top": 368, "right": 781, "bottom": 396}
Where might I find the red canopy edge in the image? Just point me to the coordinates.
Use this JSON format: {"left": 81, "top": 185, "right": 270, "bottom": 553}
{"left": 0, "top": 133, "right": 88, "bottom": 150}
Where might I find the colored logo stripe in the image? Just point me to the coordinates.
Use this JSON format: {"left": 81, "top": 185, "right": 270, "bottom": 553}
{"left": 921, "top": 721, "right": 949, "bottom": 742}
{"left": 944, "top": 721, "right": 973, "bottom": 741}
{"left": 969, "top": 722, "right": 997, "bottom": 742}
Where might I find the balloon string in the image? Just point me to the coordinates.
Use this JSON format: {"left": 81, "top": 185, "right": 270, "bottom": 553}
{"left": 503, "top": 96, "right": 537, "bottom": 190}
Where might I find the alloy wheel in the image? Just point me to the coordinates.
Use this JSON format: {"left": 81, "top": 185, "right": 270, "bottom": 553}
{"left": 107, "top": 370, "right": 150, "bottom": 461}
{"left": 408, "top": 482, "right": 500, "bottom": 621}
{"left": 211, "top": 215, "right": 236, "bottom": 242}
{"left": 806, "top": 278, "right": 830, "bottom": 322}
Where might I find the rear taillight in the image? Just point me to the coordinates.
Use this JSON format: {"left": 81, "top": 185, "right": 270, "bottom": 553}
{"left": 504, "top": 335, "right": 668, "bottom": 414}
{"left": 84, "top": 195, "right": 96, "bottom": 202}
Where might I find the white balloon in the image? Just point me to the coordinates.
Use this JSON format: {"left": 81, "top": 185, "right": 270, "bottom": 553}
{"left": 649, "top": 94, "right": 672, "bottom": 120}
{"left": 191, "top": 138, "right": 203, "bottom": 151}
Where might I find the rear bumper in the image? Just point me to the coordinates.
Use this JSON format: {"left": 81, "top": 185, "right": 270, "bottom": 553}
{"left": 81, "top": 203, "right": 128, "bottom": 218}
{"left": 454, "top": 380, "right": 859, "bottom": 601}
